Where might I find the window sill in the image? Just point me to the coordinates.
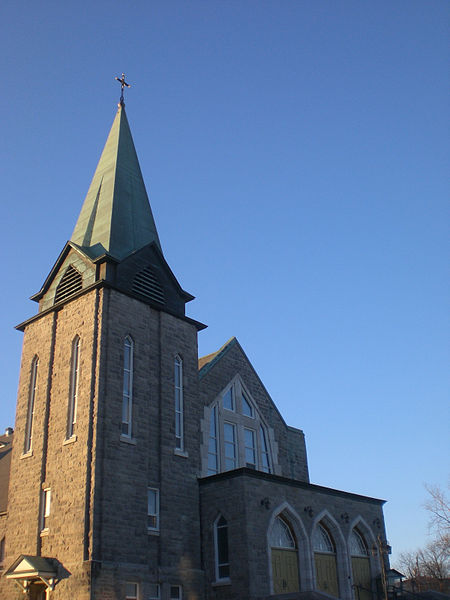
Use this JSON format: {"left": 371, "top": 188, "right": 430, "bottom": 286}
{"left": 212, "top": 578, "right": 231, "bottom": 587}
{"left": 63, "top": 435, "right": 77, "bottom": 446}
{"left": 40, "top": 529, "right": 49, "bottom": 537}
{"left": 174, "top": 448, "right": 189, "bottom": 458}
{"left": 147, "top": 529, "right": 160, "bottom": 536}
{"left": 120, "top": 435, "right": 137, "bottom": 445}
{"left": 20, "top": 450, "right": 33, "bottom": 460}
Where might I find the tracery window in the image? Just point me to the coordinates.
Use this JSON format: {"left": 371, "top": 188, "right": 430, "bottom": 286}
{"left": 269, "top": 516, "right": 296, "bottom": 549}
{"left": 203, "top": 377, "right": 273, "bottom": 475}
{"left": 313, "top": 523, "right": 335, "bottom": 554}
{"left": 350, "top": 529, "right": 369, "bottom": 556}
{"left": 122, "top": 336, "right": 134, "bottom": 437}
{"left": 24, "top": 356, "right": 38, "bottom": 454}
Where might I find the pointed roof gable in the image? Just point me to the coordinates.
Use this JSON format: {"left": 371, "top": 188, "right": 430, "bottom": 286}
{"left": 71, "top": 103, "right": 161, "bottom": 261}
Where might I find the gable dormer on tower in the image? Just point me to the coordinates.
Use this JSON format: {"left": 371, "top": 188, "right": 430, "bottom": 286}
{"left": 24, "top": 102, "right": 201, "bottom": 326}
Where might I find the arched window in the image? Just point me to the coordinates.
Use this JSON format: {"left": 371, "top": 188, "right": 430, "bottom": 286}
{"left": 24, "top": 356, "right": 38, "bottom": 454}
{"left": 214, "top": 515, "right": 230, "bottom": 580}
{"left": 269, "top": 516, "right": 296, "bottom": 549}
{"left": 174, "top": 355, "right": 183, "bottom": 450}
{"left": 313, "top": 523, "right": 335, "bottom": 553}
{"left": 122, "top": 336, "right": 134, "bottom": 437}
{"left": 67, "top": 336, "right": 80, "bottom": 438}
{"left": 350, "top": 529, "right": 369, "bottom": 557}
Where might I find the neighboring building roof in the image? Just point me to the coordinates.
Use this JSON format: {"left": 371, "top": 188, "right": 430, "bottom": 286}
{"left": 198, "top": 337, "right": 237, "bottom": 372}
{"left": 0, "top": 430, "right": 13, "bottom": 513}
{"left": 71, "top": 102, "right": 162, "bottom": 261}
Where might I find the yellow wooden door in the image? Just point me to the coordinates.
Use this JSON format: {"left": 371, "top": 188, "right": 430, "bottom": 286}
{"left": 271, "top": 548, "right": 300, "bottom": 593}
{"left": 315, "top": 552, "right": 339, "bottom": 598}
{"left": 352, "top": 556, "right": 372, "bottom": 600}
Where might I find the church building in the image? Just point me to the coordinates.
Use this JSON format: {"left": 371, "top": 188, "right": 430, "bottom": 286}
{"left": 0, "top": 91, "right": 390, "bottom": 600}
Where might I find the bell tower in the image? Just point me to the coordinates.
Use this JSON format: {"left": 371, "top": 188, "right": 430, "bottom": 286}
{"left": 2, "top": 93, "right": 206, "bottom": 599}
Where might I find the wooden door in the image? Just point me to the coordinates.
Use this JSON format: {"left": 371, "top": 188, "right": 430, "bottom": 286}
{"left": 352, "top": 556, "right": 372, "bottom": 600}
{"left": 315, "top": 552, "right": 339, "bottom": 598}
{"left": 271, "top": 548, "right": 300, "bottom": 593}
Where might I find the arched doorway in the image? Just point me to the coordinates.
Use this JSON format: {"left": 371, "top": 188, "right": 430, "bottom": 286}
{"left": 269, "top": 515, "right": 300, "bottom": 593}
{"left": 350, "top": 529, "right": 371, "bottom": 600}
{"left": 313, "top": 522, "right": 339, "bottom": 598}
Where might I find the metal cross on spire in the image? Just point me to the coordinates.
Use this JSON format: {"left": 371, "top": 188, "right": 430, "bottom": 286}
{"left": 115, "top": 73, "right": 131, "bottom": 106}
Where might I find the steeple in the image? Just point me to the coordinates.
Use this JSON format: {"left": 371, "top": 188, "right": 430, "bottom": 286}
{"left": 71, "top": 102, "right": 162, "bottom": 261}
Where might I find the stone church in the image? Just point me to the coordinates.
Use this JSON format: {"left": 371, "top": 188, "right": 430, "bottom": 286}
{"left": 0, "top": 94, "right": 390, "bottom": 600}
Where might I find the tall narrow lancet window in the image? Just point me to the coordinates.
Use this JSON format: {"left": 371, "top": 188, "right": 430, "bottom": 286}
{"left": 122, "top": 336, "right": 134, "bottom": 437}
{"left": 24, "top": 356, "right": 38, "bottom": 454}
{"left": 214, "top": 515, "right": 230, "bottom": 580}
{"left": 174, "top": 355, "right": 184, "bottom": 450}
{"left": 67, "top": 336, "right": 80, "bottom": 438}
{"left": 208, "top": 406, "right": 219, "bottom": 475}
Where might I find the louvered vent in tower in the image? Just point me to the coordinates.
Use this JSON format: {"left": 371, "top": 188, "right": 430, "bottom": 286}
{"left": 54, "top": 266, "right": 83, "bottom": 304}
{"left": 132, "top": 266, "right": 165, "bottom": 304}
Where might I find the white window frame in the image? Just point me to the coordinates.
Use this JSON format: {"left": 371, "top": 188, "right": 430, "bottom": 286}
{"left": 147, "top": 487, "right": 160, "bottom": 532}
{"left": 24, "top": 356, "right": 38, "bottom": 454}
{"left": 40, "top": 488, "right": 51, "bottom": 532}
{"left": 122, "top": 336, "right": 134, "bottom": 437}
{"left": 174, "top": 355, "right": 184, "bottom": 450}
{"left": 67, "top": 336, "right": 80, "bottom": 439}
{"left": 125, "top": 581, "right": 139, "bottom": 600}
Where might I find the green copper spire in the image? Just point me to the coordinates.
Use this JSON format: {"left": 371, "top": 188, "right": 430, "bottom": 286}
{"left": 71, "top": 103, "right": 162, "bottom": 261}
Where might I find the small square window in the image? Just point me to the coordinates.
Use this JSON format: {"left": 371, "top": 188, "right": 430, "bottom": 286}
{"left": 148, "top": 583, "right": 160, "bottom": 599}
{"left": 170, "top": 585, "right": 182, "bottom": 600}
{"left": 125, "top": 582, "right": 138, "bottom": 599}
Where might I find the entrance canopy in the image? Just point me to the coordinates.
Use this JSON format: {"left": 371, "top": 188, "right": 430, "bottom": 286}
{"left": 5, "top": 555, "right": 58, "bottom": 592}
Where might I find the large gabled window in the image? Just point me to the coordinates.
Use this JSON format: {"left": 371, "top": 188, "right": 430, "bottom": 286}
{"left": 67, "top": 336, "right": 80, "bottom": 439}
{"left": 203, "top": 377, "right": 273, "bottom": 475}
{"left": 24, "top": 356, "right": 38, "bottom": 454}
{"left": 174, "top": 355, "right": 184, "bottom": 450}
{"left": 122, "top": 336, "right": 134, "bottom": 437}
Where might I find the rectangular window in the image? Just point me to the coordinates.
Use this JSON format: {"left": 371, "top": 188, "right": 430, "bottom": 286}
{"left": 148, "top": 583, "right": 160, "bottom": 599}
{"left": 24, "top": 357, "right": 38, "bottom": 454}
{"left": 147, "top": 488, "right": 159, "bottom": 531}
{"left": 67, "top": 337, "right": 80, "bottom": 438}
{"left": 174, "top": 356, "right": 183, "bottom": 450}
{"left": 244, "top": 428, "right": 256, "bottom": 468}
{"left": 170, "top": 585, "right": 182, "bottom": 600}
{"left": 122, "top": 337, "right": 133, "bottom": 437}
{"left": 224, "top": 422, "right": 237, "bottom": 470}
{"left": 260, "top": 426, "right": 271, "bottom": 473}
{"left": 208, "top": 406, "right": 219, "bottom": 475}
{"left": 125, "top": 582, "right": 138, "bottom": 600}
{"left": 41, "top": 488, "right": 51, "bottom": 531}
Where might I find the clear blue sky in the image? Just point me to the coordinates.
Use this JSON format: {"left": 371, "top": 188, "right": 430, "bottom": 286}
{"left": 1, "top": 0, "right": 448, "bottom": 565}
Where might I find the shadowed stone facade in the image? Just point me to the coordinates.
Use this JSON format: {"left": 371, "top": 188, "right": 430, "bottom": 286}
{"left": 0, "top": 100, "right": 390, "bottom": 600}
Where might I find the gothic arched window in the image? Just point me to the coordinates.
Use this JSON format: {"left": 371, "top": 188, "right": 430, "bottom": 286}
{"left": 24, "top": 356, "right": 38, "bottom": 454}
{"left": 122, "top": 336, "right": 134, "bottom": 437}
{"left": 214, "top": 515, "right": 230, "bottom": 580}
{"left": 67, "top": 336, "right": 80, "bottom": 439}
